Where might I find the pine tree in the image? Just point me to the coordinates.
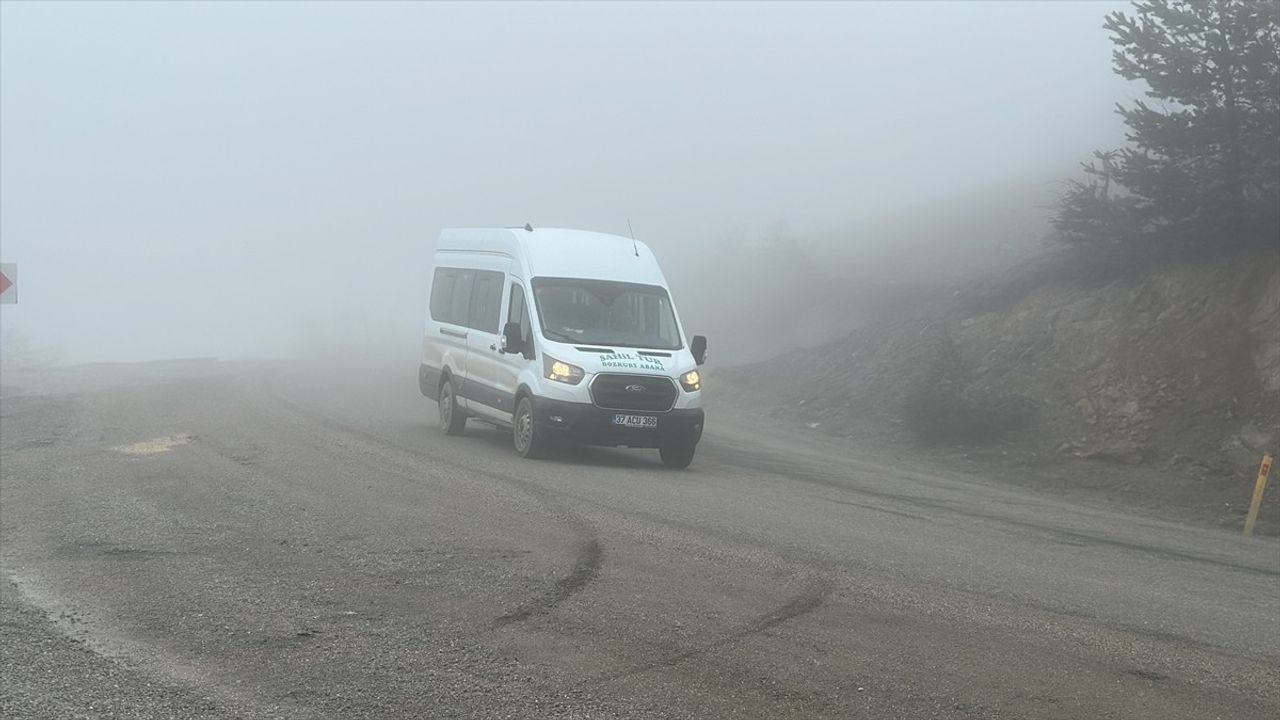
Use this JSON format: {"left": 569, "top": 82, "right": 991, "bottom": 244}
{"left": 1055, "top": 1, "right": 1280, "bottom": 249}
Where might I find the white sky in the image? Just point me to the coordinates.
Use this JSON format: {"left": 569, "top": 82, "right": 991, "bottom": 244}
{"left": 0, "top": 1, "right": 1132, "bottom": 363}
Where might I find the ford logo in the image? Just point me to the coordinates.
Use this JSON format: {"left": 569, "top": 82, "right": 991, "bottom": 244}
{"left": 625, "top": 384, "right": 647, "bottom": 393}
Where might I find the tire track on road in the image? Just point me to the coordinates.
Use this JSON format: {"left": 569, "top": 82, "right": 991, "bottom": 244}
{"left": 494, "top": 538, "right": 603, "bottom": 627}
{"left": 589, "top": 579, "right": 835, "bottom": 685}
{"left": 260, "top": 372, "right": 607, "bottom": 627}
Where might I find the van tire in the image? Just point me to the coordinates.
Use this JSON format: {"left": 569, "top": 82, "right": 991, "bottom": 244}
{"left": 659, "top": 442, "right": 696, "bottom": 469}
{"left": 439, "top": 379, "right": 467, "bottom": 435}
{"left": 513, "top": 395, "right": 546, "bottom": 459}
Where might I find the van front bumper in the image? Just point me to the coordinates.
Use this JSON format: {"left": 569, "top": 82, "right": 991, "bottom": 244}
{"left": 533, "top": 398, "right": 704, "bottom": 449}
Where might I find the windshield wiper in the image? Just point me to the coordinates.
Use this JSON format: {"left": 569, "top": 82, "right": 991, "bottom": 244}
{"left": 541, "top": 329, "right": 581, "bottom": 344}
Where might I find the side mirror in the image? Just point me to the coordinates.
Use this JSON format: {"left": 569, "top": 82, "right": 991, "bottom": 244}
{"left": 502, "top": 322, "right": 525, "bottom": 354}
{"left": 691, "top": 335, "right": 708, "bottom": 366}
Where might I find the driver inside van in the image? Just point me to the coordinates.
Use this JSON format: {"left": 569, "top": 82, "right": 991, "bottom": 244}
{"left": 539, "top": 287, "right": 589, "bottom": 337}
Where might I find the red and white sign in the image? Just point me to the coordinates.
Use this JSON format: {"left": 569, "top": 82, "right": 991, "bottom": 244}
{"left": 0, "top": 263, "right": 15, "bottom": 304}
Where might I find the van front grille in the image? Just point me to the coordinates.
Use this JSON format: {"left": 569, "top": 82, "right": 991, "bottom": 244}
{"left": 590, "top": 374, "right": 678, "bottom": 413}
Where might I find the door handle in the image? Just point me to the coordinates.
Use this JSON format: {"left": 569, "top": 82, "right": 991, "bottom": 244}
{"left": 440, "top": 327, "right": 468, "bottom": 339}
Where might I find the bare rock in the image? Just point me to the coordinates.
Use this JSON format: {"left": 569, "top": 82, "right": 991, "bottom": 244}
{"left": 1083, "top": 441, "right": 1149, "bottom": 465}
{"left": 1239, "top": 424, "right": 1275, "bottom": 452}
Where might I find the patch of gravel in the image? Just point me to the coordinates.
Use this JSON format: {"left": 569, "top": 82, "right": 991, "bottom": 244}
{"left": 0, "top": 581, "right": 249, "bottom": 720}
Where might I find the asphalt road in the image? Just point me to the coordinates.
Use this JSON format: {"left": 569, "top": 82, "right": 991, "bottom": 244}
{"left": 2, "top": 360, "right": 1277, "bottom": 719}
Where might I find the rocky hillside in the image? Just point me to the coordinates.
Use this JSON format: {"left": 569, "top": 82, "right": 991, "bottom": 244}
{"left": 725, "top": 247, "right": 1279, "bottom": 507}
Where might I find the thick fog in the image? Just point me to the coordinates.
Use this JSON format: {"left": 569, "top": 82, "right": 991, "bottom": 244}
{"left": 0, "top": 1, "right": 1132, "bottom": 367}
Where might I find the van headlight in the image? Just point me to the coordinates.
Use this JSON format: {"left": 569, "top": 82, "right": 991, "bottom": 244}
{"left": 544, "top": 355, "right": 585, "bottom": 385}
{"left": 679, "top": 370, "right": 701, "bottom": 392}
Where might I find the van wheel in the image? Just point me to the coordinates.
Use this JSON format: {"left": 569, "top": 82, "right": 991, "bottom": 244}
{"left": 439, "top": 380, "right": 466, "bottom": 435}
{"left": 513, "top": 395, "right": 546, "bottom": 459}
{"left": 659, "top": 442, "right": 696, "bottom": 469}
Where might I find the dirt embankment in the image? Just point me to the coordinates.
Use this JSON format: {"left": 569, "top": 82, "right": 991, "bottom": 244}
{"left": 723, "top": 247, "right": 1280, "bottom": 532}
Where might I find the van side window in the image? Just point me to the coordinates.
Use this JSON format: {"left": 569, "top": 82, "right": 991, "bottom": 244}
{"left": 429, "top": 268, "right": 458, "bottom": 324}
{"left": 467, "top": 270, "right": 504, "bottom": 333}
{"left": 447, "top": 269, "right": 475, "bottom": 326}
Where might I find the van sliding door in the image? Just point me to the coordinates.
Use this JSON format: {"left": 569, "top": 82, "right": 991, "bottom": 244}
{"left": 461, "top": 266, "right": 513, "bottom": 419}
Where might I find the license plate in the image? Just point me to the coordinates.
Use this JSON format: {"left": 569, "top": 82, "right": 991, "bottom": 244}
{"left": 612, "top": 414, "right": 658, "bottom": 428}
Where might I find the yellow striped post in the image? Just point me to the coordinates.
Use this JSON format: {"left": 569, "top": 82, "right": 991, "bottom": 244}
{"left": 1243, "top": 454, "right": 1273, "bottom": 537}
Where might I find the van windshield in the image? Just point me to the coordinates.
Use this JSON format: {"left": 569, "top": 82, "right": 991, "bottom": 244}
{"left": 532, "top": 278, "right": 683, "bottom": 350}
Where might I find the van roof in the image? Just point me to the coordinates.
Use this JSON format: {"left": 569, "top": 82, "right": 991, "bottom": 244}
{"left": 437, "top": 227, "right": 668, "bottom": 287}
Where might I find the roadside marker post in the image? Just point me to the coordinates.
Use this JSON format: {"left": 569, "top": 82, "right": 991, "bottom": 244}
{"left": 1243, "top": 453, "right": 1273, "bottom": 537}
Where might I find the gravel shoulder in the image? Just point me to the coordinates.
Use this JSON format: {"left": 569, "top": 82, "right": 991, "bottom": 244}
{"left": 0, "top": 580, "right": 244, "bottom": 720}
{"left": 707, "top": 377, "right": 1280, "bottom": 537}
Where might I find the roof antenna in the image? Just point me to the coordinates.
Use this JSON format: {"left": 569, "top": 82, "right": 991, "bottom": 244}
{"left": 626, "top": 218, "right": 640, "bottom": 257}
{"left": 524, "top": 223, "right": 533, "bottom": 232}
